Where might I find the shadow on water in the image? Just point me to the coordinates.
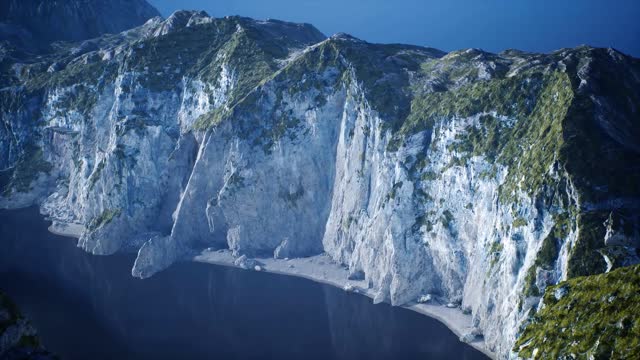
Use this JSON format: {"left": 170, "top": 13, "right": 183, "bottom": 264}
{"left": 0, "top": 207, "right": 487, "bottom": 360}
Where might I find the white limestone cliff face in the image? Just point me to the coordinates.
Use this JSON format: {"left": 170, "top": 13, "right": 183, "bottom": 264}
{"left": 134, "top": 81, "right": 347, "bottom": 277}
{"left": 320, "top": 107, "right": 580, "bottom": 356}
{"left": 126, "top": 77, "right": 582, "bottom": 356}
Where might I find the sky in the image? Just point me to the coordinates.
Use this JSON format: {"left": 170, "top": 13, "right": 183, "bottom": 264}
{"left": 149, "top": 0, "right": 640, "bottom": 57}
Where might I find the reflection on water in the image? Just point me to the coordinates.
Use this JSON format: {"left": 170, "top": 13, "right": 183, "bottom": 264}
{"left": 322, "top": 286, "right": 483, "bottom": 359}
{"left": 0, "top": 207, "right": 487, "bottom": 360}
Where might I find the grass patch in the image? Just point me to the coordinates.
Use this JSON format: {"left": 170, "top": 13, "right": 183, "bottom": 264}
{"left": 87, "top": 209, "right": 121, "bottom": 231}
{"left": 515, "top": 264, "right": 640, "bottom": 359}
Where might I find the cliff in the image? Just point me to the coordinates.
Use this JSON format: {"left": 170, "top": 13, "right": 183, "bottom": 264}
{"left": 1, "top": 9, "right": 639, "bottom": 358}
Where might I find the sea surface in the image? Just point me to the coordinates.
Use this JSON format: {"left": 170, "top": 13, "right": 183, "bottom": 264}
{"left": 0, "top": 207, "right": 487, "bottom": 360}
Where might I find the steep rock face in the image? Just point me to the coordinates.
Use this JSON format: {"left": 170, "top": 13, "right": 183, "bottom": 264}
{"left": 0, "top": 0, "right": 161, "bottom": 52}
{"left": 1, "top": 11, "right": 639, "bottom": 358}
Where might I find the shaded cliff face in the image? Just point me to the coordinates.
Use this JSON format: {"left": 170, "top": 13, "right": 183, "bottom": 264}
{"left": 0, "top": 0, "right": 160, "bottom": 52}
{"left": 1, "top": 10, "right": 639, "bottom": 358}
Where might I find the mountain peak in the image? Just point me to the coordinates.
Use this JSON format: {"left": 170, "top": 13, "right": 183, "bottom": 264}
{"left": 330, "top": 32, "right": 362, "bottom": 42}
{"left": 150, "top": 10, "right": 212, "bottom": 36}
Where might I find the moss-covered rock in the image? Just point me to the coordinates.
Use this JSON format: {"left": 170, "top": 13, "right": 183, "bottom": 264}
{"left": 0, "top": 291, "right": 57, "bottom": 359}
{"left": 514, "top": 264, "right": 640, "bottom": 359}
{"left": 1, "top": 144, "right": 52, "bottom": 196}
{"left": 87, "top": 208, "right": 122, "bottom": 231}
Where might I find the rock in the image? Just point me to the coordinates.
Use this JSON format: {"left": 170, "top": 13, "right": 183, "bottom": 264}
{"left": 373, "top": 291, "right": 386, "bottom": 305}
{"left": 417, "top": 294, "right": 432, "bottom": 304}
{"left": 554, "top": 286, "right": 569, "bottom": 301}
{"left": 132, "top": 235, "right": 179, "bottom": 279}
{"left": 47, "top": 62, "right": 63, "bottom": 73}
{"left": 347, "top": 270, "right": 365, "bottom": 281}
{"left": 0, "top": 311, "right": 9, "bottom": 325}
{"left": 446, "top": 303, "right": 457, "bottom": 309}
{"left": 0, "top": 292, "right": 55, "bottom": 358}
{"left": 460, "top": 333, "right": 477, "bottom": 343}
{"left": 233, "top": 255, "right": 258, "bottom": 270}
{"left": 343, "top": 284, "right": 354, "bottom": 292}
{"left": 254, "top": 265, "right": 262, "bottom": 271}
{"left": 471, "top": 327, "right": 483, "bottom": 337}
{"left": 273, "top": 239, "right": 292, "bottom": 259}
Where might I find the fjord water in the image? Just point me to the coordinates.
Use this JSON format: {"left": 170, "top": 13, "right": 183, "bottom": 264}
{"left": 0, "top": 207, "right": 486, "bottom": 360}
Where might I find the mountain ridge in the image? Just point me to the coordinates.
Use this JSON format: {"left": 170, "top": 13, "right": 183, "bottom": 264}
{"left": 0, "top": 0, "right": 161, "bottom": 53}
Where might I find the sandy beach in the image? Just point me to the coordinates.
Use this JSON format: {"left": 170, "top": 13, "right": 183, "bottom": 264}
{"left": 48, "top": 220, "right": 85, "bottom": 238}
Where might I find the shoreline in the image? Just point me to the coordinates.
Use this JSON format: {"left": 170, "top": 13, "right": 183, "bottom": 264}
{"left": 46, "top": 221, "right": 495, "bottom": 359}
{"left": 48, "top": 220, "right": 85, "bottom": 238}
{"left": 195, "top": 250, "right": 495, "bottom": 359}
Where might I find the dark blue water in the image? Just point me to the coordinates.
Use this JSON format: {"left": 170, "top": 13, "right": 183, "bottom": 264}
{"left": 0, "top": 207, "right": 487, "bottom": 360}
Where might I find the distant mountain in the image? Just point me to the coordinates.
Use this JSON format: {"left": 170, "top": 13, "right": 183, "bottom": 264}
{"left": 0, "top": 0, "right": 160, "bottom": 52}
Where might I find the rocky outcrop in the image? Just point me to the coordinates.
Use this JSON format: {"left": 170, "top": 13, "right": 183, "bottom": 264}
{"left": 1, "top": 10, "right": 639, "bottom": 359}
{"left": 0, "top": 291, "right": 56, "bottom": 359}
{"left": 513, "top": 264, "right": 640, "bottom": 358}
